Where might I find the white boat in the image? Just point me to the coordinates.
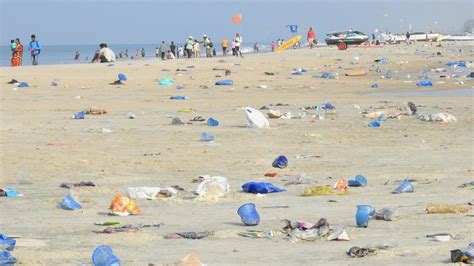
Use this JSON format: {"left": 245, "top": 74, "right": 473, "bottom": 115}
{"left": 439, "top": 34, "right": 474, "bottom": 41}
{"left": 381, "top": 32, "right": 440, "bottom": 44}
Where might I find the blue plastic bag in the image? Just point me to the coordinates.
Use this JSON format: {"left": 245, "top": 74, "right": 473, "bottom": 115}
{"left": 242, "top": 182, "right": 285, "bottom": 194}
{"left": 0, "top": 251, "right": 16, "bottom": 265}
{"left": 0, "top": 234, "right": 16, "bottom": 251}
{"left": 291, "top": 71, "right": 302, "bottom": 75}
{"left": 72, "top": 111, "right": 85, "bottom": 119}
{"left": 215, "top": 80, "right": 233, "bottom": 85}
{"left": 368, "top": 120, "right": 380, "bottom": 128}
{"left": 118, "top": 73, "right": 127, "bottom": 81}
{"left": 446, "top": 61, "right": 466, "bottom": 67}
{"left": 321, "top": 73, "right": 335, "bottom": 79}
{"left": 322, "top": 103, "right": 335, "bottom": 110}
{"left": 416, "top": 80, "right": 433, "bottom": 87}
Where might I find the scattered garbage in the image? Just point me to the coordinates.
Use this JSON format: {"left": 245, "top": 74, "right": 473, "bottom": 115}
{"left": 109, "top": 195, "right": 141, "bottom": 216}
{"left": 237, "top": 203, "right": 260, "bottom": 226}
{"left": 173, "top": 254, "right": 205, "bottom": 266}
{"left": 207, "top": 117, "right": 219, "bottom": 126}
{"left": 0, "top": 187, "right": 23, "bottom": 197}
{"left": 51, "top": 81, "right": 59, "bottom": 86}
{"left": 200, "top": 132, "right": 214, "bottom": 141}
{"left": 426, "top": 233, "right": 452, "bottom": 242}
{"left": 215, "top": 80, "right": 233, "bottom": 86}
{"left": 18, "top": 82, "right": 29, "bottom": 88}
{"left": 446, "top": 61, "right": 466, "bottom": 68}
{"left": 164, "top": 231, "right": 213, "bottom": 239}
{"left": 60, "top": 181, "right": 96, "bottom": 189}
{"left": 0, "top": 234, "right": 16, "bottom": 251}
{"left": 450, "top": 242, "right": 474, "bottom": 263}
{"left": 159, "top": 78, "right": 175, "bottom": 86}
{"left": 392, "top": 179, "right": 414, "bottom": 194}
{"left": 170, "top": 96, "right": 189, "bottom": 100}
{"left": 0, "top": 250, "right": 16, "bottom": 265}
{"left": 245, "top": 107, "right": 270, "bottom": 128}
{"left": 282, "top": 218, "right": 349, "bottom": 242}
{"left": 92, "top": 245, "right": 121, "bottom": 266}
{"left": 127, "top": 187, "right": 178, "bottom": 200}
{"left": 459, "top": 181, "right": 474, "bottom": 189}
{"left": 416, "top": 80, "right": 433, "bottom": 87}
{"left": 83, "top": 107, "right": 107, "bottom": 115}
{"left": 118, "top": 73, "right": 127, "bottom": 81}
{"left": 242, "top": 182, "right": 285, "bottom": 194}
{"left": 371, "top": 83, "right": 379, "bottom": 89}
{"left": 127, "top": 112, "right": 136, "bottom": 119}
{"left": 348, "top": 175, "right": 368, "bottom": 187}
{"left": 60, "top": 193, "right": 82, "bottom": 210}
{"left": 425, "top": 203, "right": 469, "bottom": 214}
{"left": 272, "top": 155, "right": 288, "bottom": 169}
{"left": 195, "top": 175, "right": 229, "bottom": 198}
{"left": 355, "top": 205, "right": 375, "bottom": 228}
{"left": 347, "top": 243, "right": 397, "bottom": 258}
{"left": 374, "top": 208, "right": 400, "bottom": 221}
{"left": 291, "top": 71, "right": 302, "bottom": 75}
{"left": 72, "top": 111, "right": 85, "bottom": 119}
{"left": 368, "top": 120, "right": 381, "bottom": 127}
{"left": 301, "top": 185, "right": 347, "bottom": 196}
{"left": 345, "top": 70, "right": 367, "bottom": 76}
{"left": 321, "top": 73, "right": 335, "bottom": 79}
{"left": 238, "top": 230, "right": 281, "bottom": 238}
{"left": 6, "top": 79, "right": 19, "bottom": 84}
{"left": 417, "top": 113, "right": 457, "bottom": 123}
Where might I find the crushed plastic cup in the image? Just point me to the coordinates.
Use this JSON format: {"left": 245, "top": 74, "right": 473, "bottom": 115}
{"left": 207, "top": 118, "right": 219, "bottom": 126}
{"left": 92, "top": 245, "right": 121, "bottom": 266}
{"left": 18, "top": 82, "right": 29, "bottom": 88}
{"left": 368, "top": 120, "right": 380, "bottom": 127}
{"left": 170, "top": 96, "right": 188, "bottom": 100}
{"left": 322, "top": 103, "right": 335, "bottom": 110}
{"left": 0, "top": 234, "right": 16, "bottom": 251}
{"left": 118, "top": 73, "right": 127, "bottom": 81}
{"left": 385, "top": 71, "right": 392, "bottom": 79}
{"left": 0, "top": 251, "right": 16, "bottom": 265}
{"left": 60, "top": 194, "right": 82, "bottom": 210}
{"left": 356, "top": 205, "right": 374, "bottom": 228}
{"left": 5, "top": 187, "right": 23, "bottom": 197}
{"left": 392, "top": 179, "right": 414, "bottom": 194}
{"left": 72, "top": 111, "right": 85, "bottom": 119}
{"left": 321, "top": 73, "right": 335, "bottom": 79}
{"left": 348, "top": 175, "right": 368, "bottom": 187}
{"left": 200, "top": 132, "right": 214, "bottom": 141}
{"left": 371, "top": 83, "right": 379, "bottom": 89}
{"left": 272, "top": 155, "right": 288, "bottom": 169}
{"left": 378, "top": 114, "right": 387, "bottom": 121}
{"left": 237, "top": 203, "right": 260, "bottom": 226}
{"left": 416, "top": 80, "right": 433, "bottom": 87}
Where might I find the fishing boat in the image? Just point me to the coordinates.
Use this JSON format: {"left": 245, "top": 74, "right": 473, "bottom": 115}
{"left": 325, "top": 30, "right": 369, "bottom": 50}
{"left": 381, "top": 32, "right": 440, "bottom": 44}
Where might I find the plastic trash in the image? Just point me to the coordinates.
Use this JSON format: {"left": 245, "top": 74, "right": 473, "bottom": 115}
{"left": 215, "top": 79, "right": 233, "bottom": 85}
{"left": 118, "top": 73, "right": 127, "bottom": 81}
{"left": 5, "top": 187, "right": 23, "bottom": 197}
{"left": 322, "top": 103, "right": 335, "bottom": 110}
{"left": 348, "top": 175, "right": 368, "bottom": 187}
{"left": 272, "top": 155, "right": 288, "bottom": 169}
{"left": 60, "top": 194, "right": 82, "bottom": 210}
{"left": 378, "top": 114, "right": 387, "bottom": 121}
{"left": 237, "top": 203, "right": 260, "bottom": 226}
{"left": 207, "top": 118, "right": 219, "bottom": 126}
{"left": 18, "top": 82, "right": 29, "bottom": 88}
{"left": 169, "top": 96, "right": 189, "bottom": 100}
{"left": 385, "top": 71, "right": 392, "bottom": 79}
{"left": 368, "top": 120, "right": 380, "bottom": 127}
{"left": 241, "top": 182, "right": 285, "bottom": 194}
{"left": 375, "top": 67, "right": 382, "bottom": 73}
{"left": 196, "top": 175, "right": 229, "bottom": 197}
{"left": 355, "top": 205, "right": 374, "bottom": 228}
{"left": 245, "top": 107, "right": 270, "bottom": 128}
{"left": 301, "top": 185, "right": 347, "bottom": 196}
{"left": 0, "top": 234, "right": 16, "bottom": 251}
{"left": 446, "top": 61, "right": 466, "bottom": 67}
{"left": 72, "top": 111, "right": 85, "bottom": 119}
{"left": 0, "top": 251, "right": 16, "bottom": 265}
{"left": 371, "top": 83, "right": 379, "bottom": 89}
{"left": 291, "top": 71, "right": 302, "bottom": 75}
{"left": 380, "top": 56, "right": 389, "bottom": 64}
{"left": 417, "top": 113, "right": 456, "bottom": 123}
{"left": 92, "top": 245, "right": 121, "bottom": 266}
{"left": 200, "top": 132, "right": 214, "bottom": 141}
{"left": 374, "top": 208, "right": 400, "bottom": 221}
{"left": 392, "top": 179, "right": 414, "bottom": 194}
{"left": 321, "top": 73, "right": 335, "bottom": 79}
{"left": 425, "top": 204, "right": 469, "bottom": 214}
{"left": 109, "top": 195, "right": 141, "bottom": 216}
{"left": 127, "top": 187, "right": 178, "bottom": 200}
{"left": 159, "top": 78, "right": 175, "bottom": 86}
{"left": 416, "top": 80, "right": 433, "bottom": 87}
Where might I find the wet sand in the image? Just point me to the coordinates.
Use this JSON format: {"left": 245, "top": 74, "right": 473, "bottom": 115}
{"left": 0, "top": 42, "right": 473, "bottom": 265}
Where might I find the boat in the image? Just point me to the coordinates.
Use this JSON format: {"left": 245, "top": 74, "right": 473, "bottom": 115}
{"left": 381, "top": 32, "right": 440, "bottom": 44}
{"left": 439, "top": 32, "right": 474, "bottom": 41}
{"left": 325, "top": 30, "right": 369, "bottom": 49}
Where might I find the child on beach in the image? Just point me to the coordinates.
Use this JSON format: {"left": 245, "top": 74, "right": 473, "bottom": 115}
{"left": 10, "top": 40, "right": 17, "bottom": 56}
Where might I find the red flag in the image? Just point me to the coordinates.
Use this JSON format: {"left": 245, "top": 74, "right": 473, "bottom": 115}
{"left": 232, "top": 13, "right": 241, "bottom": 24}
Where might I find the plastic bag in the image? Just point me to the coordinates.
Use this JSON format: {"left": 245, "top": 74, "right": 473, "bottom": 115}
{"left": 215, "top": 79, "right": 233, "bottom": 85}
{"left": 196, "top": 176, "right": 229, "bottom": 197}
{"left": 241, "top": 182, "right": 285, "bottom": 194}
{"left": 127, "top": 187, "right": 178, "bottom": 200}
{"left": 109, "top": 195, "right": 141, "bottom": 216}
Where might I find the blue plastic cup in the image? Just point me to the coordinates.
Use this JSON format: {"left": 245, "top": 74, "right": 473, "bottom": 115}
{"left": 378, "top": 114, "right": 387, "bottom": 121}
{"left": 0, "top": 234, "right": 16, "bottom": 251}
{"left": 60, "top": 194, "right": 81, "bottom": 210}
{"left": 368, "top": 120, "right": 380, "bottom": 127}
{"left": 237, "top": 203, "right": 260, "bottom": 226}
{"left": 272, "top": 155, "right": 288, "bottom": 169}
{"left": 348, "top": 175, "right": 368, "bottom": 187}
{"left": 118, "top": 73, "right": 127, "bottom": 81}
{"left": 92, "top": 245, "right": 121, "bottom": 266}
{"left": 392, "top": 179, "right": 414, "bottom": 194}
{"left": 356, "top": 205, "right": 374, "bottom": 228}
{"left": 207, "top": 118, "right": 219, "bottom": 126}
{"left": 200, "top": 132, "right": 214, "bottom": 141}
{"left": 72, "top": 112, "right": 85, "bottom": 119}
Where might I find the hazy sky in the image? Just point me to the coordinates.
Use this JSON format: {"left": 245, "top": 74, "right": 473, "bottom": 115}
{"left": 1, "top": 0, "right": 472, "bottom": 45}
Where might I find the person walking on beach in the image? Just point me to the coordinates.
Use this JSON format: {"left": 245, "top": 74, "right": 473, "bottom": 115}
{"left": 185, "top": 36, "right": 194, "bottom": 58}
{"left": 135, "top": 49, "right": 141, "bottom": 59}
{"left": 231, "top": 39, "right": 236, "bottom": 56}
{"left": 74, "top": 51, "right": 80, "bottom": 60}
{"left": 141, "top": 48, "right": 145, "bottom": 58}
{"left": 159, "top": 41, "right": 166, "bottom": 60}
{"left": 271, "top": 41, "right": 275, "bottom": 52}
{"left": 193, "top": 39, "right": 200, "bottom": 58}
{"left": 170, "top": 41, "right": 176, "bottom": 57}
{"left": 307, "top": 27, "right": 316, "bottom": 48}
{"left": 29, "top": 34, "right": 41, "bottom": 65}
{"left": 155, "top": 47, "right": 159, "bottom": 57}
{"left": 124, "top": 49, "right": 129, "bottom": 58}
{"left": 406, "top": 31, "right": 411, "bottom": 45}
{"left": 234, "top": 33, "right": 243, "bottom": 57}
{"left": 11, "top": 38, "right": 23, "bottom": 67}
{"left": 221, "top": 38, "right": 228, "bottom": 56}
{"left": 177, "top": 46, "right": 183, "bottom": 58}
{"left": 253, "top": 42, "right": 259, "bottom": 53}
{"left": 203, "top": 35, "right": 212, "bottom": 58}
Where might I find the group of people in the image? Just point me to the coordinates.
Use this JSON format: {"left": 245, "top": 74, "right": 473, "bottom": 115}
{"left": 10, "top": 34, "right": 41, "bottom": 67}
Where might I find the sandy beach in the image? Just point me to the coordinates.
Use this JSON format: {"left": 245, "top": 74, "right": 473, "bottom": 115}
{"left": 1, "top": 43, "right": 473, "bottom": 265}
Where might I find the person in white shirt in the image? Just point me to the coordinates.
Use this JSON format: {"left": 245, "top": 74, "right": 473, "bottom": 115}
{"left": 99, "top": 43, "right": 116, "bottom": 63}
{"left": 234, "top": 33, "right": 243, "bottom": 58}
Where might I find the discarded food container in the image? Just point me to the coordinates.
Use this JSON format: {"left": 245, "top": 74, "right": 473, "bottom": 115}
{"left": 416, "top": 80, "right": 433, "bottom": 87}
{"left": 392, "top": 179, "right": 414, "bottom": 194}
{"left": 207, "top": 118, "right": 219, "bottom": 126}
{"left": 196, "top": 175, "right": 229, "bottom": 197}
{"left": 237, "top": 203, "right": 260, "bottom": 226}
{"left": 169, "top": 96, "right": 189, "bottom": 100}
{"left": 368, "top": 120, "right": 380, "bottom": 127}
{"left": 72, "top": 111, "right": 85, "bottom": 119}
{"left": 348, "top": 175, "right": 367, "bottom": 187}
{"left": 118, "top": 73, "right": 127, "bottom": 81}
{"left": 60, "top": 194, "right": 82, "bottom": 210}
{"left": 92, "top": 245, "right": 121, "bottom": 266}
{"left": 272, "top": 155, "right": 288, "bottom": 169}
{"left": 0, "top": 234, "right": 16, "bottom": 251}
{"left": 242, "top": 182, "right": 285, "bottom": 194}
{"left": 215, "top": 80, "right": 233, "bottom": 86}
{"left": 200, "top": 132, "right": 214, "bottom": 141}
{"left": 356, "top": 205, "right": 374, "bottom": 228}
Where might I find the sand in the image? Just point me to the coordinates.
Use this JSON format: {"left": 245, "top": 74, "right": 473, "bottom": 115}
{"left": 0, "top": 43, "right": 473, "bottom": 265}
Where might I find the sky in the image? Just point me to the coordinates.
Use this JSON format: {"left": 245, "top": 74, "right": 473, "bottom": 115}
{"left": 0, "top": 0, "right": 472, "bottom": 45}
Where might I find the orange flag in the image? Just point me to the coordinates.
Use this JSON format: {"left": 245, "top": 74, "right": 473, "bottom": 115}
{"left": 232, "top": 13, "right": 241, "bottom": 24}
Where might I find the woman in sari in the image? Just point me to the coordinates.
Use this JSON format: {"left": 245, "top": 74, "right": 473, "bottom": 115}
{"left": 11, "top": 38, "right": 23, "bottom": 67}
